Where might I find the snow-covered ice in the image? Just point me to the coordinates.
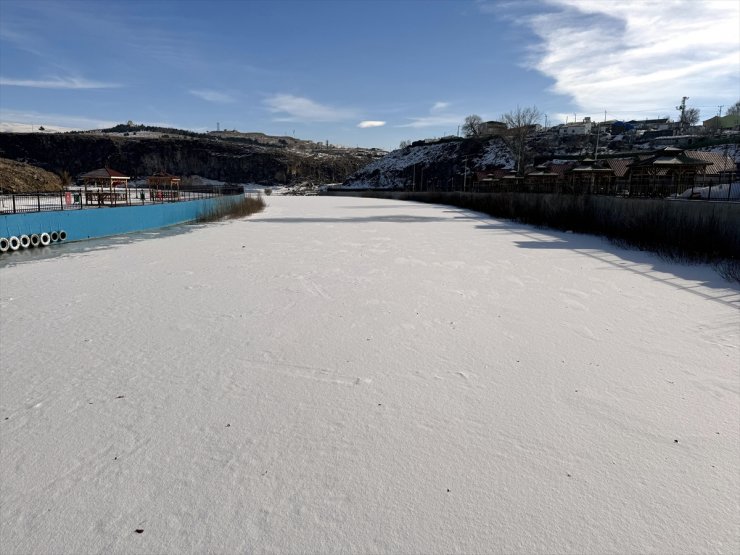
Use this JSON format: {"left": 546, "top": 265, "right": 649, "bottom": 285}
{"left": 1, "top": 196, "right": 738, "bottom": 553}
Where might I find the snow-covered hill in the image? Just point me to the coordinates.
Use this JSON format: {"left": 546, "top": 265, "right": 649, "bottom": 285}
{"left": 342, "top": 137, "right": 514, "bottom": 189}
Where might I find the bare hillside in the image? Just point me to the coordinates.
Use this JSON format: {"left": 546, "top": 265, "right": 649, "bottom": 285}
{"left": 0, "top": 157, "right": 63, "bottom": 193}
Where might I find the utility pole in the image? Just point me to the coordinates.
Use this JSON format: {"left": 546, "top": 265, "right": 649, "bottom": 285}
{"left": 676, "top": 96, "right": 688, "bottom": 131}
{"left": 463, "top": 156, "right": 468, "bottom": 192}
{"left": 594, "top": 123, "right": 600, "bottom": 161}
{"left": 717, "top": 105, "right": 724, "bottom": 135}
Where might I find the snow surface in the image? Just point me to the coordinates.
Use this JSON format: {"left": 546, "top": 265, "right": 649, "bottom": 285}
{"left": 680, "top": 182, "right": 740, "bottom": 200}
{"left": 1, "top": 196, "right": 738, "bottom": 554}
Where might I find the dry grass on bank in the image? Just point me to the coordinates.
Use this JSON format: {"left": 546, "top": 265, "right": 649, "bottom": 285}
{"left": 197, "top": 194, "right": 266, "bottom": 222}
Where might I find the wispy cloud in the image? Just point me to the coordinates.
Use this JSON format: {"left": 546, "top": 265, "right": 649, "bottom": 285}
{"left": 189, "top": 89, "right": 235, "bottom": 103}
{"left": 264, "top": 94, "right": 356, "bottom": 122}
{"left": 357, "top": 120, "right": 386, "bottom": 128}
{"left": 398, "top": 115, "right": 463, "bottom": 129}
{"left": 501, "top": 0, "right": 740, "bottom": 116}
{"left": 0, "top": 109, "right": 117, "bottom": 130}
{"left": 399, "top": 101, "right": 462, "bottom": 128}
{"left": 0, "top": 76, "right": 120, "bottom": 89}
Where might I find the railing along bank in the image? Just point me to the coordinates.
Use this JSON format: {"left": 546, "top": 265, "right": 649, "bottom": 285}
{"left": 0, "top": 186, "right": 243, "bottom": 215}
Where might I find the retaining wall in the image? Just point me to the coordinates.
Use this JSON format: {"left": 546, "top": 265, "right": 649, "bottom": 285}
{"left": 0, "top": 194, "right": 243, "bottom": 243}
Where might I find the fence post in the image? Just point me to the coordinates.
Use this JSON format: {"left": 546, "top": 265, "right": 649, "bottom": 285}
{"left": 12, "top": 194, "right": 16, "bottom": 213}
{"left": 37, "top": 194, "right": 41, "bottom": 211}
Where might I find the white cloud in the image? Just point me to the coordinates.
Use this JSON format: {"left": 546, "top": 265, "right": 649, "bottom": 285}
{"left": 264, "top": 94, "right": 356, "bottom": 122}
{"left": 0, "top": 76, "right": 120, "bottom": 89}
{"left": 431, "top": 101, "right": 450, "bottom": 112}
{"left": 515, "top": 0, "right": 740, "bottom": 116}
{"left": 398, "top": 115, "right": 463, "bottom": 129}
{"left": 189, "top": 89, "right": 234, "bottom": 103}
{"left": 0, "top": 109, "right": 116, "bottom": 130}
{"left": 357, "top": 120, "right": 386, "bottom": 128}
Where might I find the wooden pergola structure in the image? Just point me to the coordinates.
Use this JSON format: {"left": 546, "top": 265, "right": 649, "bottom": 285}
{"left": 524, "top": 165, "right": 559, "bottom": 193}
{"left": 80, "top": 167, "right": 130, "bottom": 205}
{"left": 627, "top": 147, "right": 710, "bottom": 198}
{"left": 147, "top": 172, "right": 181, "bottom": 201}
{"left": 567, "top": 158, "right": 616, "bottom": 195}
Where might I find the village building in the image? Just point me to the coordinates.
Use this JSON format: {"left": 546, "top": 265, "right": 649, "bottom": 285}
{"left": 558, "top": 118, "right": 593, "bottom": 136}
{"left": 479, "top": 121, "right": 508, "bottom": 137}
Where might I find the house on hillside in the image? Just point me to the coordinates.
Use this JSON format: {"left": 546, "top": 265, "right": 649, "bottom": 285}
{"left": 479, "top": 121, "right": 508, "bottom": 137}
{"left": 629, "top": 118, "right": 672, "bottom": 131}
{"left": 559, "top": 118, "right": 593, "bottom": 136}
{"left": 702, "top": 114, "right": 740, "bottom": 131}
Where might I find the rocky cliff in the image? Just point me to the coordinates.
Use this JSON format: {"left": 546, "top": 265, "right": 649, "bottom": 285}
{"left": 342, "top": 137, "right": 514, "bottom": 189}
{"left": 0, "top": 133, "right": 378, "bottom": 185}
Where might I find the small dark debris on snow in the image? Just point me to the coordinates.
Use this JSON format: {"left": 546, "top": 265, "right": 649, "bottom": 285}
{"left": 115, "top": 395, "right": 125, "bottom": 399}
{"left": 446, "top": 489, "right": 450, "bottom": 493}
{"left": 674, "top": 439, "right": 679, "bottom": 443}
{"left": 114, "top": 456, "right": 117, "bottom": 460}
{"left": 378, "top": 403, "right": 382, "bottom": 406}
{"left": 567, "top": 473, "right": 572, "bottom": 477}
{"left": 4, "top": 417, "right": 8, "bottom": 421}
{"left": 135, "top": 529, "right": 144, "bottom": 534}
{"left": 226, "top": 423, "right": 231, "bottom": 427}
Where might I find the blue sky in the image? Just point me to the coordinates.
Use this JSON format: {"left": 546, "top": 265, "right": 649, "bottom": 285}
{"left": 1, "top": 0, "right": 738, "bottom": 150}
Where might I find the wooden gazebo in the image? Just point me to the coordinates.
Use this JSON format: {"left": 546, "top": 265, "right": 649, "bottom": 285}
{"left": 567, "top": 158, "right": 616, "bottom": 195}
{"left": 147, "top": 172, "right": 181, "bottom": 201}
{"left": 525, "top": 165, "right": 559, "bottom": 193}
{"left": 627, "top": 147, "right": 710, "bottom": 197}
{"left": 80, "top": 167, "right": 130, "bottom": 205}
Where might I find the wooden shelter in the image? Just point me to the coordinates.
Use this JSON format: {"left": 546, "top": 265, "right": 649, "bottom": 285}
{"left": 80, "top": 167, "right": 130, "bottom": 205}
{"left": 147, "top": 172, "right": 181, "bottom": 201}
{"left": 524, "top": 165, "right": 559, "bottom": 193}
{"left": 566, "top": 158, "right": 616, "bottom": 194}
{"left": 627, "top": 147, "right": 710, "bottom": 197}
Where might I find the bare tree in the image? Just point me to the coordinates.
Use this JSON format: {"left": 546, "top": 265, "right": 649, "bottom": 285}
{"left": 399, "top": 140, "right": 411, "bottom": 149}
{"left": 726, "top": 100, "right": 740, "bottom": 117}
{"left": 501, "top": 105, "right": 542, "bottom": 175}
{"left": 462, "top": 114, "right": 483, "bottom": 138}
{"left": 681, "top": 107, "right": 700, "bottom": 127}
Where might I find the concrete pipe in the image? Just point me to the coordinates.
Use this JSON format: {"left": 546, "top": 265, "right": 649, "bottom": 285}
{"left": 20, "top": 235, "right": 31, "bottom": 249}
{"left": 40, "top": 233, "right": 51, "bottom": 246}
{"left": 58, "top": 230, "right": 67, "bottom": 241}
{"left": 9, "top": 236, "right": 21, "bottom": 251}
{"left": 0, "top": 237, "right": 9, "bottom": 253}
{"left": 30, "top": 234, "right": 41, "bottom": 247}
{"left": 50, "top": 231, "right": 59, "bottom": 242}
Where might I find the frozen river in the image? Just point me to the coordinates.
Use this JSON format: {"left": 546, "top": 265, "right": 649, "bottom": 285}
{"left": 1, "top": 196, "right": 738, "bottom": 553}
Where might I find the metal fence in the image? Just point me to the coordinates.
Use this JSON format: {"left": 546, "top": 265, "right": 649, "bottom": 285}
{"left": 0, "top": 187, "right": 243, "bottom": 215}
